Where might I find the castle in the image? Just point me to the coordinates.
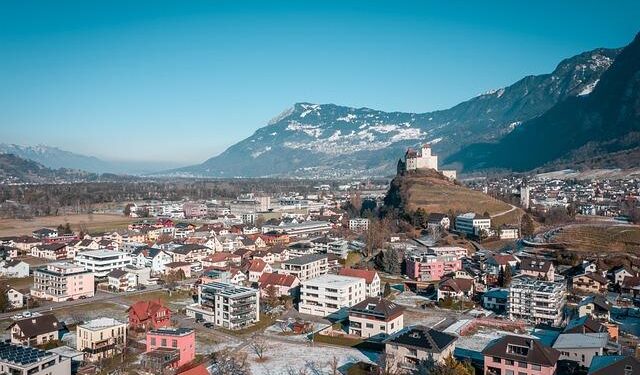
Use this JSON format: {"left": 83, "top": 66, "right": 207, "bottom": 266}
{"left": 401, "top": 144, "right": 457, "bottom": 180}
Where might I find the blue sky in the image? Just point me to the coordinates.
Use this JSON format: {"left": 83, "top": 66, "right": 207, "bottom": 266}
{"left": 1, "top": 1, "right": 639, "bottom": 164}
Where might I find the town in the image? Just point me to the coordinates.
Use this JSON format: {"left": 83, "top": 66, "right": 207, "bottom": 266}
{"left": 0, "top": 145, "right": 638, "bottom": 375}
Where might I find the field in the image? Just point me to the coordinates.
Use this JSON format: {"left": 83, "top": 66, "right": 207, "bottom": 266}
{"left": 403, "top": 175, "right": 522, "bottom": 227}
{"left": 552, "top": 225, "right": 640, "bottom": 253}
{"left": 0, "top": 214, "right": 135, "bottom": 237}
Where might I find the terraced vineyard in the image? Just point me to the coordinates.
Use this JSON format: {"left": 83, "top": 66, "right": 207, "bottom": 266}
{"left": 552, "top": 225, "right": 640, "bottom": 253}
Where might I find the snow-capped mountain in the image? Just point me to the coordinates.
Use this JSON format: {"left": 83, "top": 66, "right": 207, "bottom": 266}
{"left": 175, "top": 47, "right": 620, "bottom": 178}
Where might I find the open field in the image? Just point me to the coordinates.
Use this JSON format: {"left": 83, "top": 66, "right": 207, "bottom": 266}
{"left": 0, "top": 276, "right": 33, "bottom": 291}
{"left": 0, "top": 214, "right": 135, "bottom": 237}
{"left": 552, "top": 224, "right": 640, "bottom": 253}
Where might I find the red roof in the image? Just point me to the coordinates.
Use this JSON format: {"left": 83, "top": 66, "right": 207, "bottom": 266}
{"left": 127, "top": 300, "right": 169, "bottom": 321}
{"left": 248, "top": 259, "right": 268, "bottom": 272}
{"left": 205, "top": 252, "right": 234, "bottom": 263}
{"left": 258, "top": 272, "right": 298, "bottom": 287}
{"left": 177, "top": 364, "right": 208, "bottom": 375}
{"left": 338, "top": 268, "right": 379, "bottom": 284}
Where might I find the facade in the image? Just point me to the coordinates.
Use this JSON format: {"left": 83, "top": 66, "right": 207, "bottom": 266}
{"left": 427, "top": 213, "right": 451, "bottom": 230}
{"left": 405, "top": 253, "right": 461, "bottom": 281}
{"left": 483, "top": 335, "right": 560, "bottom": 375}
{"left": 572, "top": 272, "right": 608, "bottom": 294}
{"left": 385, "top": 327, "right": 457, "bottom": 373}
{"left": 30, "top": 243, "right": 74, "bottom": 260}
{"left": 107, "top": 269, "right": 137, "bottom": 292}
{"left": 348, "top": 218, "right": 370, "bottom": 232}
{"left": 508, "top": 276, "right": 566, "bottom": 326}
{"left": 455, "top": 212, "right": 491, "bottom": 237}
{"left": 187, "top": 282, "right": 260, "bottom": 330}
{"left": 74, "top": 249, "right": 132, "bottom": 278}
{"left": 31, "top": 262, "right": 95, "bottom": 302}
{"left": 8, "top": 314, "right": 60, "bottom": 346}
{"left": 298, "top": 274, "right": 366, "bottom": 317}
{"left": 183, "top": 202, "right": 208, "bottom": 218}
{"left": 0, "top": 260, "right": 30, "bottom": 278}
{"left": 280, "top": 253, "right": 329, "bottom": 281}
{"left": 483, "top": 288, "right": 509, "bottom": 313}
{"left": 261, "top": 220, "right": 332, "bottom": 238}
{"left": 338, "top": 268, "right": 381, "bottom": 297}
{"left": 552, "top": 332, "right": 612, "bottom": 368}
{"left": 437, "top": 278, "right": 474, "bottom": 301}
{"left": 127, "top": 300, "right": 172, "bottom": 332}
{"left": 0, "top": 342, "right": 71, "bottom": 375}
{"left": 348, "top": 297, "right": 404, "bottom": 338}
{"left": 520, "top": 258, "right": 555, "bottom": 281}
{"left": 258, "top": 272, "right": 300, "bottom": 298}
{"left": 404, "top": 144, "right": 438, "bottom": 171}
{"left": 76, "top": 317, "right": 128, "bottom": 362}
{"left": 146, "top": 327, "right": 195, "bottom": 369}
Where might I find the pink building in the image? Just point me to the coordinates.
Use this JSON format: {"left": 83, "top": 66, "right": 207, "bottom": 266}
{"left": 183, "top": 202, "right": 207, "bottom": 218}
{"left": 31, "top": 262, "right": 94, "bottom": 302}
{"left": 146, "top": 327, "right": 195, "bottom": 369}
{"left": 482, "top": 335, "right": 560, "bottom": 375}
{"left": 406, "top": 254, "right": 461, "bottom": 281}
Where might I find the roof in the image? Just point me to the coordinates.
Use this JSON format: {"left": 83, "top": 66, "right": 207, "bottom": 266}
{"left": 80, "top": 317, "right": 125, "bottom": 330}
{"left": 482, "top": 335, "right": 560, "bottom": 367}
{"left": 438, "top": 278, "right": 474, "bottom": 293}
{"left": 427, "top": 213, "right": 448, "bottom": 222}
{"left": 484, "top": 288, "right": 509, "bottom": 300}
{"left": 563, "top": 316, "right": 606, "bottom": 334}
{"left": 552, "top": 332, "right": 608, "bottom": 350}
{"left": 489, "top": 254, "right": 518, "bottom": 266}
{"left": 178, "top": 363, "right": 209, "bottom": 375}
{"left": 350, "top": 297, "right": 404, "bottom": 320}
{"left": 127, "top": 300, "right": 170, "bottom": 321}
{"left": 578, "top": 295, "right": 611, "bottom": 312}
{"left": 302, "top": 274, "right": 365, "bottom": 288}
{"left": 588, "top": 355, "right": 640, "bottom": 375}
{"left": 149, "top": 327, "right": 193, "bottom": 337}
{"left": 258, "top": 272, "right": 298, "bottom": 287}
{"left": 581, "top": 272, "right": 608, "bottom": 285}
{"left": 165, "top": 261, "right": 192, "bottom": 268}
{"left": 520, "top": 258, "right": 553, "bottom": 273}
{"left": 284, "top": 253, "right": 328, "bottom": 265}
{"left": 387, "top": 326, "right": 456, "bottom": 353}
{"left": 172, "top": 244, "right": 209, "bottom": 255}
{"left": 248, "top": 259, "right": 268, "bottom": 272}
{"left": 106, "top": 269, "right": 129, "bottom": 278}
{"left": 0, "top": 342, "right": 53, "bottom": 366}
{"left": 7, "top": 314, "right": 60, "bottom": 338}
{"left": 338, "top": 268, "right": 379, "bottom": 284}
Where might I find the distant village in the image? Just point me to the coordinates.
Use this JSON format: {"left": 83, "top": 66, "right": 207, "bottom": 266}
{"left": 0, "top": 147, "right": 638, "bottom": 375}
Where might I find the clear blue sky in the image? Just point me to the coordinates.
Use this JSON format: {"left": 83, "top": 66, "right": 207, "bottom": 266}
{"left": 1, "top": 1, "right": 638, "bottom": 164}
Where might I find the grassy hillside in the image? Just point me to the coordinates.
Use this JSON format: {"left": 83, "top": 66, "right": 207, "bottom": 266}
{"left": 385, "top": 169, "right": 522, "bottom": 227}
{"left": 551, "top": 225, "right": 640, "bottom": 253}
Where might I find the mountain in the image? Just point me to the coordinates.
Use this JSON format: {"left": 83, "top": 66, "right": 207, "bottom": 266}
{"left": 174, "top": 47, "right": 621, "bottom": 178}
{"left": 446, "top": 33, "right": 640, "bottom": 173}
{"left": 0, "top": 144, "right": 183, "bottom": 175}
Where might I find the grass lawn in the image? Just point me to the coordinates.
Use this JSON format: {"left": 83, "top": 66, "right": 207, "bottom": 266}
{"left": 121, "top": 289, "right": 192, "bottom": 305}
{"left": 0, "top": 276, "right": 33, "bottom": 290}
{"left": 0, "top": 214, "right": 135, "bottom": 237}
{"left": 219, "top": 313, "right": 277, "bottom": 336}
{"left": 312, "top": 334, "right": 363, "bottom": 347}
{"left": 553, "top": 225, "right": 640, "bottom": 253}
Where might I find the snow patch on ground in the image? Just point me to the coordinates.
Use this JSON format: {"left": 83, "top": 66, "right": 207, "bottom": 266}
{"left": 251, "top": 146, "right": 272, "bottom": 158}
{"left": 299, "top": 104, "right": 321, "bottom": 118}
{"left": 337, "top": 113, "right": 357, "bottom": 122}
{"left": 428, "top": 137, "right": 443, "bottom": 144}
{"left": 286, "top": 121, "right": 323, "bottom": 138}
{"left": 507, "top": 121, "right": 522, "bottom": 132}
{"left": 578, "top": 79, "right": 599, "bottom": 96}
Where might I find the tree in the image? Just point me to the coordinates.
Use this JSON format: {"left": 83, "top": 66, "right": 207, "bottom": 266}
{"left": 381, "top": 248, "right": 402, "bottom": 275}
{"left": 383, "top": 282, "right": 393, "bottom": 297}
{"left": 210, "top": 349, "right": 251, "bottom": 375}
{"left": 503, "top": 265, "right": 512, "bottom": 286}
{"left": 249, "top": 334, "right": 268, "bottom": 361}
{"left": 365, "top": 218, "right": 388, "bottom": 257}
{"left": 264, "top": 284, "right": 279, "bottom": 307}
{"left": 521, "top": 214, "right": 535, "bottom": 237}
{"left": 0, "top": 286, "right": 9, "bottom": 312}
{"left": 123, "top": 203, "right": 134, "bottom": 217}
{"left": 411, "top": 356, "right": 474, "bottom": 375}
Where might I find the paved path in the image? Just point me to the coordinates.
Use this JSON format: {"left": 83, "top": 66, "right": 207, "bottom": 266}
{"left": 490, "top": 203, "right": 517, "bottom": 218}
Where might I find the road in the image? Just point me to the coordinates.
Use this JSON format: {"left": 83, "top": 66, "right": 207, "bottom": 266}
{"left": 490, "top": 203, "right": 517, "bottom": 218}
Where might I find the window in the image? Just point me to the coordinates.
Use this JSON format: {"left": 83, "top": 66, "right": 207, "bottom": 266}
{"left": 505, "top": 359, "right": 514, "bottom": 365}
{"left": 366, "top": 323, "right": 374, "bottom": 328}
{"left": 531, "top": 364, "right": 541, "bottom": 371}
{"left": 172, "top": 339, "right": 178, "bottom": 348}
{"left": 492, "top": 357, "right": 501, "bottom": 363}
{"left": 161, "top": 338, "right": 167, "bottom": 347}
{"left": 518, "top": 362, "right": 527, "bottom": 368}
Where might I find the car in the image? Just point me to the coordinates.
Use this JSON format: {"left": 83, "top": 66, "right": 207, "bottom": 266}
{"left": 79, "top": 295, "right": 88, "bottom": 299}
{"left": 203, "top": 322, "right": 214, "bottom": 328}
{"left": 195, "top": 318, "right": 205, "bottom": 324}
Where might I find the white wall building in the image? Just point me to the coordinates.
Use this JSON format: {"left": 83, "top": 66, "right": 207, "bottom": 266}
{"left": 455, "top": 212, "right": 491, "bottom": 237}
{"left": 348, "top": 218, "right": 370, "bottom": 232}
{"left": 299, "top": 274, "right": 366, "bottom": 317}
{"left": 508, "top": 276, "right": 567, "bottom": 326}
{"left": 186, "top": 282, "right": 260, "bottom": 330}
{"left": 74, "top": 250, "right": 132, "bottom": 278}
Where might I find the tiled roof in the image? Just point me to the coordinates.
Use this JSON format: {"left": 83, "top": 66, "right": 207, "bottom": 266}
{"left": 387, "top": 326, "right": 456, "bottom": 353}
{"left": 338, "top": 268, "right": 378, "bottom": 284}
{"left": 482, "top": 335, "right": 560, "bottom": 367}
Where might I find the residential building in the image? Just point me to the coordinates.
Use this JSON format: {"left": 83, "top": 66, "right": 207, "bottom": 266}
{"left": 0, "top": 342, "right": 71, "bottom": 375}
{"left": 588, "top": 355, "right": 640, "bottom": 375}
{"left": 261, "top": 220, "right": 332, "bottom": 238}
{"left": 483, "top": 288, "right": 509, "bottom": 313}
{"left": 30, "top": 243, "right": 75, "bottom": 260}
{"left": 74, "top": 250, "right": 132, "bottom": 278}
{"left": 455, "top": 212, "right": 491, "bottom": 237}
{"left": 32, "top": 228, "right": 58, "bottom": 239}
{"left": 577, "top": 295, "right": 612, "bottom": 320}
{"left": 572, "top": 272, "right": 608, "bottom": 294}
{"left": 499, "top": 226, "right": 520, "bottom": 240}
{"left": 247, "top": 259, "right": 272, "bottom": 284}
{"left": 428, "top": 246, "right": 467, "bottom": 259}
{"left": 186, "top": 282, "right": 260, "bottom": 330}
{"left": 610, "top": 266, "right": 635, "bottom": 285}
{"left": 0, "top": 260, "right": 30, "bottom": 278}
{"left": 348, "top": 297, "right": 404, "bottom": 338}
{"left": 427, "top": 213, "right": 450, "bottom": 230}
{"left": 553, "top": 332, "right": 615, "bottom": 367}
{"left": 405, "top": 253, "right": 461, "bottom": 281}
{"left": 6, "top": 288, "right": 26, "bottom": 309}
{"left": 8, "top": 314, "right": 60, "bottom": 346}
{"left": 385, "top": 326, "right": 457, "bottom": 373}
{"left": 280, "top": 253, "right": 328, "bottom": 281}
{"left": 482, "top": 335, "right": 560, "bottom": 375}
{"left": 298, "top": 274, "right": 366, "bottom": 317}
{"left": 145, "top": 327, "right": 195, "bottom": 369}
{"left": 127, "top": 300, "right": 172, "bottom": 332}
{"left": 508, "top": 276, "right": 566, "bottom": 326}
{"left": 164, "top": 262, "right": 192, "bottom": 278}
{"left": 257, "top": 272, "right": 300, "bottom": 299}
{"left": 107, "top": 269, "right": 137, "bottom": 292}
{"left": 76, "top": 317, "right": 128, "bottom": 362}
{"left": 348, "top": 218, "right": 369, "bottom": 232}
{"left": 520, "top": 258, "right": 555, "bottom": 281}
{"left": 31, "top": 262, "right": 95, "bottom": 302}
{"left": 183, "top": 202, "right": 208, "bottom": 218}
{"left": 338, "top": 268, "right": 381, "bottom": 297}
{"left": 437, "top": 278, "right": 474, "bottom": 301}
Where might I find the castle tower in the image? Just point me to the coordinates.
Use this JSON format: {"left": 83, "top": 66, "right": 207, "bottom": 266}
{"left": 520, "top": 186, "right": 530, "bottom": 209}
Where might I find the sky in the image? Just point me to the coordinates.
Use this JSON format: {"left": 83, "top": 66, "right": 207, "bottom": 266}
{"left": 1, "top": 1, "right": 639, "bottom": 165}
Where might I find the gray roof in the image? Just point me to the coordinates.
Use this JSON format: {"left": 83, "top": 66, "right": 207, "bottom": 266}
{"left": 283, "top": 253, "right": 328, "bottom": 265}
{"left": 552, "top": 333, "right": 609, "bottom": 349}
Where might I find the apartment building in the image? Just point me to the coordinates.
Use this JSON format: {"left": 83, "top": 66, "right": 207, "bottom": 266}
{"left": 338, "top": 268, "right": 381, "bottom": 297}
{"left": 187, "top": 282, "right": 260, "bottom": 330}
{"left": 455, "top": 212, "right": 491, "bottom": 237}
{"left": 74, "top": 249, "right": 132, "bottom": 278}
{"left": 483, "top": 335, "right": 560, "bottom": 375}
{"left": 405, "top": 253, "right": 462, "bottom": 281}
{"left": 145, "top": 327, "right": 195, "bottom": 370}
{"left": 76, "top": 317, "right": 128, "bottom": 362}
{"left": 0, "top": 342, "right": 71, "bottom": 375}
{"left": 348, "top": 218, "right": 370, "bottom": 232}
{"left": 31, "top": 262, "right": 95, "bottom": 302}
{"left": 280, "top": 253, "right": 328, "bottom": 281}
{"left": 261, "top": 220, "right": 332, "bottom": 238}
{"left": 508, "top": 276, "right": 567, "bottom": 326}
{"left": 183, "top": 202, "right": 208, "bottom": 218}
{"left": 299, "top": 274, "right": 366, "bottom": 317}
{"left": 348, "top": 297, "right": 404, "bottom": 338}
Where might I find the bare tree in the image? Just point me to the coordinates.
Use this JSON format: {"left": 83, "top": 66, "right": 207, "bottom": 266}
{"left": 210, "top": 349, "right": 251, "bottom": 375}
{"left": 249, "top": 334, "right": 268, "bottom": 360}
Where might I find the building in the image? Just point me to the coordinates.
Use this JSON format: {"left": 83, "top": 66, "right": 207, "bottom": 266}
{"left": 385, "top": 326, "right": 457, "bottom": 373}
{"left": 482, "top": 335, "right": 560, "bottom": 375}
{"left": 107, "top": 269, "right": 137, "bottom": 292}
{"left": 572, "top": 272, "right": 609, "bottom": 294}
{"left": 499, "top": 226, "right": 520, "bottom": 240}
{"left": 187, "top": 282, "right": 260, "bottom": 330}
{"left": 520, "top": 186, "right": 531, "bottom": 209}
{"left": 76, "top": 317, "right": 128, "bottom": 362}
{"left": 483, "top": 288, "right": 509, "bottom": 313}
{"left": 553, "top": 332, "right": 614, "bottom": 368}
{"left": 74, "top": 250, "right": 132, "bottom": 278}
{"left": 31, "top": 262, "right": 95, "bottom": 302}
{"left": 348, "top": 297, "right": 404, "bottom": 338}
{"left": 428, "top": 246, "right": 467, "bottom": 259}
{"left": 588, "top": 355, "right": 640, "bottom": 375}
{"left": 577, "top": 295, "right": 612, "bottom": 320}
{"left": 455, "top": 212, "right": 491, "bottom": 237}
{"left": 436, "top": 278, "right": 474, "bottom": 301}
{"left": 427, "top": 213, "right": 450, "bottom": 230}
{"left": 30, "top": 243, "right": 75, "bottom": 260}
{"left": 8, "top": 314, "right": 61, "bottom": 346}
{"left": 298, "top": 274, "right": 366, "bottom": 317}
{"left": 0, "top": 260, "right": 30, "bottom": 278}
{"left": 348, "top": 218, "right": 370, "bottom": 232}
{"left": 338, "top": 268, "right": 381, "bottom": 297}
{"left": 404, "top": 144, "right": 438, "bottom": 171}
{"left": 145, "top": 327, "right": 195, "bottom": 370}
{"left": 257, "top": 272, "right": 300, "bottom": 299}
{"left": 247, "top": 259, "right": 272, "bottom": 284}
{"left": 520, "top": 258, "right": 555, "bottom": 281}
{"left": 183, "top": 202, "right": 208, "bottom": 218}
{"left": 405, "top": 253, "right": 461, "bottom": 282}
{"left": 127, "top": 300, "right": 172, "bottom": 332}
{"left": 280, "top": 253, "right": 329, "bottom": 281}
{"left": 508, "top": 277, "right": 566, "bottom": 326}
{"left": 0, "top": 342, "right": 71, "bottom": 375}
{"left": 261, "top": 220, "right": 332, "bottom": 238}
{"left": 6, "top": 288, "right": 26, "bottom": 309}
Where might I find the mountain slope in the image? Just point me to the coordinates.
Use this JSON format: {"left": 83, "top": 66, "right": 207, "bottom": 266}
{"left": 174, "top": 47, "right": 620, "bottom": 177}
{"left": 446, "top": 33, "right": 640, "bottom": 172}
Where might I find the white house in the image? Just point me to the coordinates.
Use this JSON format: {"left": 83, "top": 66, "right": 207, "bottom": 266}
{"left": 0, "top": 260, "right": 30, "bottom": 278}
{"left": 6, "top": 288, "right": 26, "bottom": 309}
{"left": 299, "top": 274, "right": 366, "bottom": 317}
{"left": 74, "top": 249, "right": 132, "bottom": 278}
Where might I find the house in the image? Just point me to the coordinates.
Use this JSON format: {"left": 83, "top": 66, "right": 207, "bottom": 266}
{"left": 280, "top": 253, "right": 329, "bottom": 281}
{"left": 299, "top": 274, "right": 366, "bottom": 317}
{"left": 485, "top": 254, "right": 519, "bottom": 275}
{"left": 145, "top": 327, "right": 195, "bottom": 370}
{"left": 8, "top": 314, "right": 61, "bottom": 346}
{"left": 127, "top": 300, "right": 172, "bottom": 331}
{"left": 572, "top": 272, "right": 608, "bottom": 294}
{"left": 32, "top": 228, "right": 58, "bottom": 239}
{"left": 553, "top": 332, "right": 616, "bottom": 368}
{"left": 148, "top": 248, "right": 174, "bottom": 275}
{"left": 76, "top": 318, "right": 127, "bottom": 362}
{"left": 6, "top": 288, "right": 27, "bottom": 309}
{"left": 498, "top": 226, "right": 520, "bottom": 240}
{"left": 107, "top": 269, "right": 137, "bottom": 292}
{"left": 186, "top": 282, "right": 260, "bottom": 330}
{"left": 588, "top": 355, "right": 640, "bottom": 375}
{"left": 31, "top": 262, "right": 95, "bottom": 302}
{"left": 563, "top": 316, "right": 609, "bottom": 335}
{"left": 405, "top": 253, "right": 462, "bottom": 282}
{"left": 31, "top": 243, "right": 74, "bottom": 260}
{"left": 164, "top": 262, "right": 192, "bottom": 279}
{"left": 348, "top": 297, "right": 404, "bottom": 338}
{"left": 74, "top": 249, "right": 132, "bottom": 278}
{"left": 436, "top": 277, "right": 474, "bottom": 301}
{"left": 170, "top": 244, "right": 211, "bottom": 263}
{"left": 427, "top": 213, "right": 450, "bottom": 230}
{"left": 0, "top": 259, "right": 29, "bottom": 278}
{"left": 0, "top": 342, "right": 71, "bottom": 375}
{"left": 258, "top": 272, "right": 300, "bottom": 299}
{"left": 202, "top": 252, "right": 240, "bottom": 268}
{"left": 520, "top": 258, "right": 555, "bottom": 281}
{"left": 247, "top": 259, "right": 272, "bottom": 283}
{"left": 338, "top": 268, "right": 381, "bottom": 297}
{"left": 483, "top": 288, "right": 509, "bottom": 313}
{"left": 385, "top": 327, "right": 457, "bottom": 373}
{"left": 483, "top": 335, "right": 560, "bottom": 375}
{"left": 610, "top": 266, "right": 635, "bottom": 285}
{"left": 578, "top": 295, "right": 612, "bottom": 320}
